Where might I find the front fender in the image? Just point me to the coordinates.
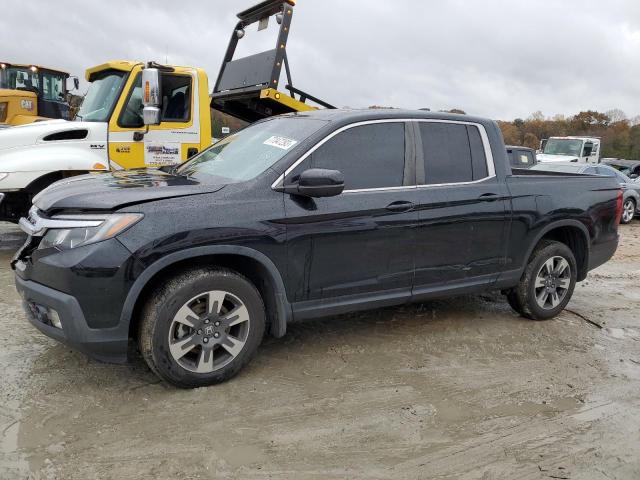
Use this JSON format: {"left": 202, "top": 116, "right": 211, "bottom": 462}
{"left": 120, "top": 245, "right": 292, "bottom": 342}
{"left": 0, "top": 145, "right": 109, "bottom": 190}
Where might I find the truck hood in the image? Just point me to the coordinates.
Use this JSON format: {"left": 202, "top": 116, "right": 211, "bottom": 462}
{"left": 0, "top": 119, "right": 103, "bottom": 151}
{"left": 33, "top": 169, "right": 226, "bottom": 213}
{"left": 537, "top": 153, "right": 580, "bottom": 163}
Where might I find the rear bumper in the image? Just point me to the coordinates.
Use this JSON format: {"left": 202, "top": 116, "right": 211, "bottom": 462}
{"left": 15, "top": 274, "right": 130, "bottom": 363}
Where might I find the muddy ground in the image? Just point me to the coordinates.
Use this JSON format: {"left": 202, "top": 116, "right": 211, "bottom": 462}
{"left": 0, "top": 222, "right": 639, "bottom": 480}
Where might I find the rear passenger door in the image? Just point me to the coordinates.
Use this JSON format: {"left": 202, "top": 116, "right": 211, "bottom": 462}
{"left": 412, "top": 121, "right": 509, "bottom": 292}
{"left": 283, "top": 121, "right": 420, "bottom": 305}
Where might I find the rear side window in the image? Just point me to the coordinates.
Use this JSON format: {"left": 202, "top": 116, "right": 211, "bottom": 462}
{"left": 418, "top": 123, "right": 488, "bottom": 185}
{"left": 509, "top": 149, "right": 535, "bottom": 168}
{"left": 596, "top": 167, "right": 617, "bottom": 178}
{"left": 310, "top": 123, "right": 406, "bottom": 190}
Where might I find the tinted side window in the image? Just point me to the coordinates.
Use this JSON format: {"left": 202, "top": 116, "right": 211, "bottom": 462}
{"left": 310, "top": 123, "right": 406, "bottom": 190}
{"left": 596, "top": 167, "right": 617, "bottom": 178}
{"left": 525, "top": 152, "right": 535, "bottom": 166}
{"left": 419, "top": 123, "right": 489, "bottom": 184}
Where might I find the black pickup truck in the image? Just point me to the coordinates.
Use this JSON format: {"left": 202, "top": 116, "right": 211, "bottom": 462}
{"left": 13, "top": 110, "right": 622, "bottom": 388}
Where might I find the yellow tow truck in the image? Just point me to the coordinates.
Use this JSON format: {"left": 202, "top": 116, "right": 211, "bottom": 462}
{"left": 0, "top": 62, "right": 79, "bottom": 127}
{"left": 0, "top": 0, "right": 331, "bottom": 221}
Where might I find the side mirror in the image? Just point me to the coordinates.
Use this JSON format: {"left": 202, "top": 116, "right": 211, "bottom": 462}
{"left": 72, "top": 77, "right": 80, "bottom": 91}
{"left": 284, "top": 168, "right": 344, "bottom": 198}
{"left": 142, "top": 68, "right": 162, "bottom": 126}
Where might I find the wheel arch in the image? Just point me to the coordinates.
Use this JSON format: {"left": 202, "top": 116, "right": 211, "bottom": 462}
{"left": 525, "top": 220, "right": 591, "bottom": 281}
{"left": 122, "top": 246, "right": 292, "bottom": 346}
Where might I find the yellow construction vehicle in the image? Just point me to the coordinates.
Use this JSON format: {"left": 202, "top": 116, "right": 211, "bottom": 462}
{"left": 0, "top": 62, "right": 79, "bottom": 126}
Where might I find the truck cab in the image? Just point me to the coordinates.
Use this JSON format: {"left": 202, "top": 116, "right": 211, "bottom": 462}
{"left": 537, "top": 136, "right": 601, "bottom": 164}
{"left": 0, "top": 62, "right": 77, "bottom": 126}
{"left": 0, "top": 0, "right": 328, "bottom": 223}
{"left": 81, "top": 61, "right": 212, "bottom": 169}
{"left": 0, "top": 61, "right": 212, "bottom": 222}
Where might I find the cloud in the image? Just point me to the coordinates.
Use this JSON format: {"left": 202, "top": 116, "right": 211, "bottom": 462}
{"left": 2, "top": 0, "right": 638, "bottom": 120}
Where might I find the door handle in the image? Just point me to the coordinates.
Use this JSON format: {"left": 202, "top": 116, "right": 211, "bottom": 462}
{"left": 386, "top": 201, "right": 415, "bottom": 212}
{"left": 478, "top": 193, "right": 500, "bottom": 202}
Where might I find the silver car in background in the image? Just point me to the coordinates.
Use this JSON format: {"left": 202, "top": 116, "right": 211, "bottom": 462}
{"left": 531, "top": 162, "right": 640, "bottom": 223}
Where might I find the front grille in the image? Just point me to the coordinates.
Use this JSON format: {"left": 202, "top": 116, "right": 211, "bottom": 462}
{"left": 11, "top": 234, "right": 41, "bottom": 267}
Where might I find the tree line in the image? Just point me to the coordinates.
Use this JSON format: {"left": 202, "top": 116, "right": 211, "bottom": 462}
{"left": 497, "top": 110, "right": 640, "bottom": 160}
{"left": 210, "top": 105, "right": 640, "bottom": 161}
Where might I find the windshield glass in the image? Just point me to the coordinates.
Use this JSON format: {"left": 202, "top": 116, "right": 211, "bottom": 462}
{"left": 606, "top": 163, "right": 633, "bottom": 176}
{"left": 543, "top": 139, "right": 583, "bottom": 156}
{"left": 177, "top": 117, "right": 327, "bottom": 184}
{"left": 0, "top": 67, "right": 40, "bottom": 91}
{"left": 41, "top": 72, "right": 66, "bottom": 101}
{"left": 77, "top": 70, "right": 126, "bottom": 122}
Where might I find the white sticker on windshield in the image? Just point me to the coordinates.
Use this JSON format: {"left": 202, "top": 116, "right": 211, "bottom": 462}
{"left": 264, "top": 136, "right": 298, "bottom": 150}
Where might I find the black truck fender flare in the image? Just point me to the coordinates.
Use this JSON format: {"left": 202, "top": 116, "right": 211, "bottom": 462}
{"left": 523, "top": 219, "right": 591, "bottom": 280}
{"left": 119, "top": 245, "right": 292, "bottom": 340}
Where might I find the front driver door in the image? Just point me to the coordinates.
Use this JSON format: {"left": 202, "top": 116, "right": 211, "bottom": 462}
{"left": 283, "top": 121, "right": 420, "bottom": 316}
{"left": 109, "top": 70, "right": 201, "bottom": 169}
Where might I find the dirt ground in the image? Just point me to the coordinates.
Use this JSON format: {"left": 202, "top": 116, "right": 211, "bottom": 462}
{"left": 0, "top": 222, "right": 639, "bottom": 480}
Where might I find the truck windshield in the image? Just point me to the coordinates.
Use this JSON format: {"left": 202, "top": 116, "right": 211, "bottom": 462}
{"left": 0, "top": 67, "right": 40, "bottom": 91}
{"left": 543, "top": 139, "right": 583, "bottom": 156}
{"left": 177, "top": 117, "right": 327, "bottom": 184}
{"left": 41, "top": 72, "right": 66, "bottom": 101}
{"left": 76, "top": 70, "right": 126, "bottom": 122}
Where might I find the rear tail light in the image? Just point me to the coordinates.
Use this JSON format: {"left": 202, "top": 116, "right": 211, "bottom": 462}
{"left": 614, "top": 189, "right": 624, "bottom": 226}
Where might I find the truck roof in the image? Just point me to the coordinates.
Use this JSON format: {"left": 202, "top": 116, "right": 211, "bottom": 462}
{"left": 506, "top": 145, "right": 535, "bottom": 151}
{"left": 549, "top": 136, "right": 601, "bottom": 141}
{"left": 0, "top": 62, "right": 69, "bottom": 77}
{"left": 276, "top": 108, "right": 491, "bottom": 126}
{"left": 84, "top": 60, "right": 207, "bottom": 82}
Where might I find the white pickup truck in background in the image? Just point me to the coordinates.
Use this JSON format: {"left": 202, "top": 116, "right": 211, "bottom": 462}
{"left": 538, "top": 136, "right": 601, "bottom": 164}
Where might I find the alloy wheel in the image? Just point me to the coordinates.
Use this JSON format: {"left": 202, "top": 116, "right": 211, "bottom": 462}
{"left": 168, "top": 290, "right": 251, "bottom": 373}
{"left": 622, "top": 200, "right": 635, "bottom": 223}
{"left": 534, "top": 256, "right": 571, "bottom": 310}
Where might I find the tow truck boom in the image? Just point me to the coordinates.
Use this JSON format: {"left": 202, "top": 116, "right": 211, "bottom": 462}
{"left": 211, "top": 0, "right": 335, "bottom": 122}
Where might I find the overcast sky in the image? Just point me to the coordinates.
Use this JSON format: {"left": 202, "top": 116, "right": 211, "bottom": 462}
{"left": 2, "top": 0, "right": 639, "bottom": 120}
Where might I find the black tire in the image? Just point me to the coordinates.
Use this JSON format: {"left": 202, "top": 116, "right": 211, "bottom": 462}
{"left": 621, "top": 198, "right": 635, "bottom": 224}
{"left": 507, "top": 240, "right": 577, "bottom": 321}
{"left": 506, "top": 290, "right": 524, "bottom": 315}
{"left": 139, "top": 267, "right": 265, "bottom": 388}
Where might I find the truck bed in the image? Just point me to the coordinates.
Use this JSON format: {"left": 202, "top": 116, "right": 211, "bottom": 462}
{"left": 501, "top": 172, "right": 620, "bottom": 285}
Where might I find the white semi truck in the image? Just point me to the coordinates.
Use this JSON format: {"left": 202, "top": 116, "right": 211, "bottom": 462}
{"left": 537, "top": 136, "right": 601, "bottom": 164}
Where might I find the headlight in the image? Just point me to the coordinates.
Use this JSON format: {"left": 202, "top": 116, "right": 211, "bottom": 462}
{"left": 39, "top": 213, "right": 143, "bottom": 250}
{"left": 0, "top": 173, "right": 8, "bottom": 182}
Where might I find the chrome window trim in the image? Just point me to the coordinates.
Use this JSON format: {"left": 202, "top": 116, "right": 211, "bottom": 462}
{"left": 271, "top": 118, "right": 497, "bottom": 191}
{"left": 343, "top": 175, "right": 497, "bottom": 194}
